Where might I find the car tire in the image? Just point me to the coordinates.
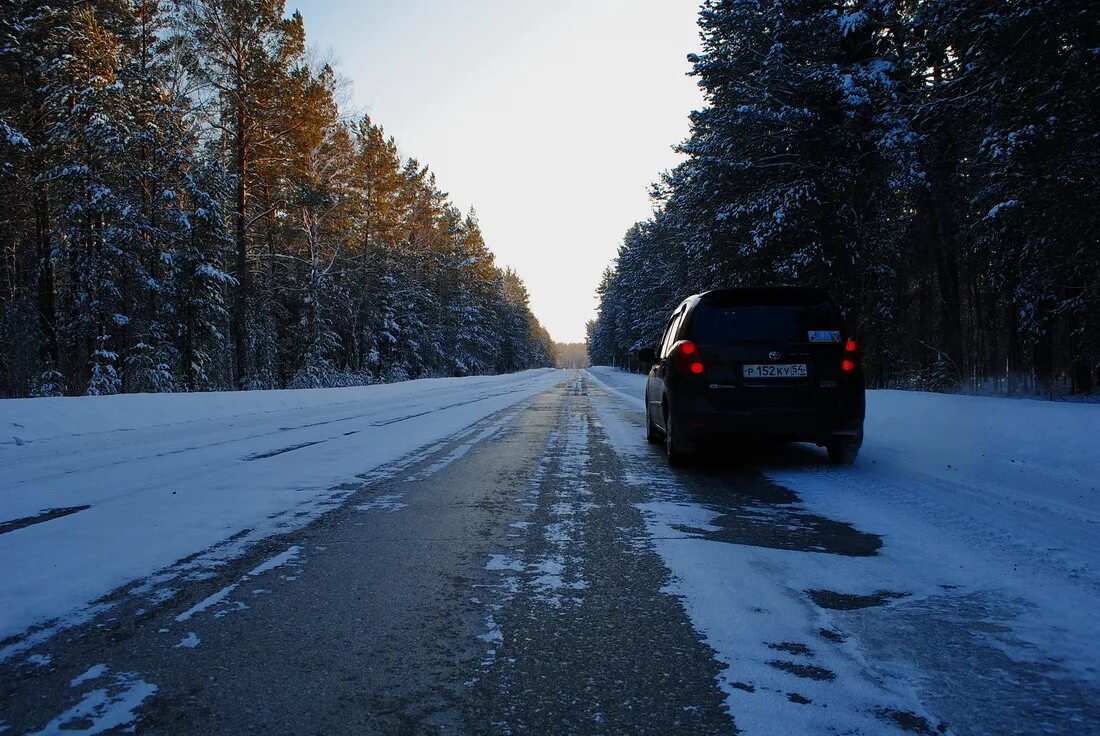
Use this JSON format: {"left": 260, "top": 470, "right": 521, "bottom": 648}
{"left": 646, "top": 409, "right": 662, "bottom": 444}
{"left": 664, "top": 411, "right": 688, "bottom": 466}
{"left": 826, "top": 437, "right": 860, "bottom": 465}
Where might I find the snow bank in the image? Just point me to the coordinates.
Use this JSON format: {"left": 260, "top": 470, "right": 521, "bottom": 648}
{"left": 587, "top": 366, "right": 1100, "bottom": 732}
{"left": 586, "top": 365, "right": 1100, "bottom": 513}
{"left": 2, "top": 371, "right": 554, "bottom": 445}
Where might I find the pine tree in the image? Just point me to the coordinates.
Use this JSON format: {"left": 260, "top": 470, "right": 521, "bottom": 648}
{"left": 177, "top": 0, "right": 305, "bottom": 387}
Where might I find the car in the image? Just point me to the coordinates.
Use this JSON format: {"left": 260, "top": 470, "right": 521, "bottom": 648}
{"left": 637, "top": 287, "right": 865, "bottom": 466}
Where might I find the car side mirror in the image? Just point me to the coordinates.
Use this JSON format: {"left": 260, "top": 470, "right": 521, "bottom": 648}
{"left": 637, "top": 347, "right": 657, "bottom": 364}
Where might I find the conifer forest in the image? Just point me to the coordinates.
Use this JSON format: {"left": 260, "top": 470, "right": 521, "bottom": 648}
{"left": 0, "top": 1, "right": 554, "bottom": 397}
{"left": 588, "top": 0, "right": 1098, "bottom": 397}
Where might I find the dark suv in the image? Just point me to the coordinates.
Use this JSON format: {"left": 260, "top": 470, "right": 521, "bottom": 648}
{"left": 637, "top": 287, "right": 865, "bottom": 465}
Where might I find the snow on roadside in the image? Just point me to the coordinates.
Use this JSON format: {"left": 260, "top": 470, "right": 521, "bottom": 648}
{"left": 586, "top": 367, "right": 1100, "bottom": 626}
{"left": 0, "top": 369, "right": 562, "bottom": 649}
{"left": 0, "top": 370, "right": 553, "bottom": 446}
{"left": 586, "top": 365, "right": 1100, "bottom": 523}
{"left": 589, "top": 383, "right": 926, "bottom": 731}
{"left": 586, "top": 366, "right": 1100, "bottom": 733}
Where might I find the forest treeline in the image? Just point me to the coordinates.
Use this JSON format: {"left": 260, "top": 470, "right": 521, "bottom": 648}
{"left": 0, "top": 1, "right": 553, "bottom": 398}
{"left": 588, "top": 0, "right": 1098, "bottom": 397}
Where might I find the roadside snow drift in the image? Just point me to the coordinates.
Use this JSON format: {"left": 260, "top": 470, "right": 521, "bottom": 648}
{"left": 0, "top": 369, "right": 562, "bottom": 646}
{"left": 588, "top": 366, "right": 1100, "bottom": 733}
{"left": 587, "top": 365, "right": 1099, "bottom": 518}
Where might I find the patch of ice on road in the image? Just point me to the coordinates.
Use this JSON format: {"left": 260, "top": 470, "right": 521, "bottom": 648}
{"left": 542, "top": 519, "right": 575, "bottom": 544}
{"left": 636, "top": 501, "right": 722, "bottom": 535}
{"left": 180, "top": 570, "right": 217, "bottom": 583}
{"left": 527, "top": 430, "right": 557, "bottom": 490}
{"left": 412, "top": 443, "right": 476, "bottom": 480}
{"left": 31, "top": 670, "right": 156, "bottom": 736}
{"left": 355, "top": 494, "right": 407, "bottom": 513}
{"left": 529, "top": 402, "right": 596, "bottom": 610}
{"left": 478, "top": 614, "right": 503, "bottom": 645}
{"left": 530, "top": 554, "right": 589, "bottom": 599}
{"left": 213, "top": 601, "right": 248, "bottom": 618}
{"left": 246, "top": 545, "right": 300, "bottom": 576}
{"left": 174, "top": 582, "right": 239, "bottom": 623}
{"left": 558, "top": 409, "right": 590, "bottom": 490}
{"left": 70, "top": 664, "right": 109, "bottom": 687}
{"left": 25, "top": 653, "right": 51, "bottom": 667}
{"left": 533, "top": 556, "right": 564, "bottom": 577}
{"left": 175, "top": 544, "right": 302, "bottom": 623}
{"left": 485, "top": 554, "right": 524, "bottom": 572}
{"left": 174, "top": 632, "right": 200, "bottom": 648}
{"left": 550, "top": 502, "right": 576, "bottom": 516}
{"left": 511, "top": 399, "right": 595, "bottom": 612}
{"left": 478, "top": 610, "right": 504, "bottom": 667}
{"left": 476, "top": 391, "right": 598, "bottom": 665}
{"left": 408, "top": 409, "right": 521, "bottom": 482}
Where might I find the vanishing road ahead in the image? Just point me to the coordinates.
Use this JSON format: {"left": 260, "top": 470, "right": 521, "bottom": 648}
{"left": 2, "top": 370, "right": 1098, "bottom": 734}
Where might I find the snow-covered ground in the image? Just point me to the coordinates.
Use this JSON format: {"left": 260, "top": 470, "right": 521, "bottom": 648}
{"left": 0, "top": 369, "right": 562, "bottom": 650}
{"left": 587, "top": 366, "right": 1100, "bottom": 733}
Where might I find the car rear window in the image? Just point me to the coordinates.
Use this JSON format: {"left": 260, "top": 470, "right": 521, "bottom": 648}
{"left": 690, "top": 302, "right": 843, "bottom": 344}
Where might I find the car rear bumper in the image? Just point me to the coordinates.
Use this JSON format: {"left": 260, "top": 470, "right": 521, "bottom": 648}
{"left": 672, "top": 405, "right": 863, "bottom": 447}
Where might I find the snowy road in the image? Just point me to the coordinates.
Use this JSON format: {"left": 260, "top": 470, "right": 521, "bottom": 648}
{"left": 2, "top": 369, "right": 1098, "bottom": 734}
{"left": 0, "top": 370, "right": 562, "bottom": 646}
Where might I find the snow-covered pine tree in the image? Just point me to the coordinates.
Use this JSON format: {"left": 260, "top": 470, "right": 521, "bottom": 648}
{"left": 0, "top": 1, "right": 556, "bottom": 396}
{"left": 176, "top": 0, "right": 306, "bottom": 388}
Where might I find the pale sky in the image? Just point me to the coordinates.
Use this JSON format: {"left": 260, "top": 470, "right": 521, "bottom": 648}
{"left": 289, "top": 0, "right": 703, "bottom": 342}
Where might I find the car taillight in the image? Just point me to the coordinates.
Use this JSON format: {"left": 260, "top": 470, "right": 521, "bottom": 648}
{"left": 675, "top": 340, "right": 705, "bottom": 375}
{"left": 842, "top": 338, "right": 859, "bottom": 372}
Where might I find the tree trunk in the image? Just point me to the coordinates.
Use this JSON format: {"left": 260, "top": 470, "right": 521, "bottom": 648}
{"left": 1033, "top": 322, "right": 1054, "bottom": 399}
{"left": 356, "top": 174, "right": 374, "bottom": 372}
{"left": 34, "top": 177, "right": 58, "bottom": 369}
{"left": 232, "top": 96, "right": 250, "bottom": 388}
{"left": 922, "top": 184, "right": 965, "bottom": 386}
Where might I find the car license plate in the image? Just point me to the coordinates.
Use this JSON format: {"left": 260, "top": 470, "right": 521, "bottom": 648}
{"left": 742, "top": 363, "right": 808, "bottom": 378}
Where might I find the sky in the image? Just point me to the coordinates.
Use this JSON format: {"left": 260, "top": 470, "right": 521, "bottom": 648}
{"left": 288, "top": 0, "right": 704, "bottom": 343}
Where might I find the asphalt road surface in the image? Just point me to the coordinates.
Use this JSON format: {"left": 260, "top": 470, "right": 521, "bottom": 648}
{"left": 2, "top": 371, "right": 1097, "bottom": 735}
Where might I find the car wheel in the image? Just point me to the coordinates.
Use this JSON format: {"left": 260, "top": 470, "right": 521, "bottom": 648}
{"left": 826, "top": 437, "right": 860, "bottom": 465}
{"left": 646, "top": 409, "right": 662, "bottom": 444}
{"left": 664, "top": 411, "right": 688, "bottom": 466}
